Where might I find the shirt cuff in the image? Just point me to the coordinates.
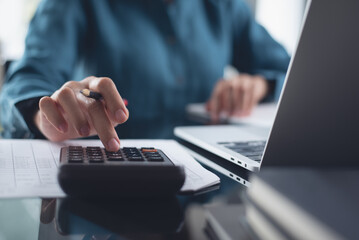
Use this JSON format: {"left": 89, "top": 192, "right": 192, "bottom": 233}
{"left": 15, "top": 97, "right": 46, "bottom": 139}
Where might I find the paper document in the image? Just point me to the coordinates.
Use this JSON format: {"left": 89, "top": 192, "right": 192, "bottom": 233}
{"left": 186, "top": 102, "right": 278, "bottom": 127}
{"left": 0, "top": 139, "right": 219, "bottom": 198}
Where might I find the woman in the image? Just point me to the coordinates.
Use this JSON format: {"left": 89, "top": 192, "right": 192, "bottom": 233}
{"left": 0, "top": 0, "right": 289, "bottom": 151}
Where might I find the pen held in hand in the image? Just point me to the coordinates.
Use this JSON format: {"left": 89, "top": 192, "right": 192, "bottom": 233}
{"left": 80, "top": 89, "right": 128, "bottom": 106}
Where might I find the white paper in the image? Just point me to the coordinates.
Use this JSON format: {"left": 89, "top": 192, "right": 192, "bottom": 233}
{"left": 0, "top": 139, "right": 219, "bottom": 198}
{"left": 186, "top": 102, "right": 278, "bottom": 128}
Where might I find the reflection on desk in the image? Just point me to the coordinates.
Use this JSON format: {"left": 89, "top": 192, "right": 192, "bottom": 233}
{"left": 0, "top": 174, "right": 243, "bottom": 240}
{"left": 39, "top": 197, "right": 184, "bottom": 239}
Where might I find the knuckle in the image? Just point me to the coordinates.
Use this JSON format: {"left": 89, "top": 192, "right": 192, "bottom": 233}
{"left": 97, "top": 77, "right": 114, "bottom": 90}
{"left": 86, "top": 100, "right": 104, "bottom": 114}
{"left": 51, "top": 90, "right": 60, "bottom": 98}
{"left": 58, "top": 86, "right": 74, "bottom": 99}
{"left": 39, "top": 98, "right": 54, "bottom": 115}
{"left": 233, "top": 74, "right": 243, "bottom": 82}
{"left": 233, "top": 81, "right": 242, "bottom": 91}
{"left": 214, "top": 89, "right": 222, "bottom": 98}
{"left": 222, "top": 82, "right": 231, "bottom": 91}
{"left": 39, "top": 96, "right": 52, "bottom": 109}
{"left": 217, "top": 80, "right": 226, "bottom": 89}
{"left": 242, "top": 80, "right": 252, "bottom": 91}
{"left": 63, "top": 80, "right": 77, "bottom": 88}
{"left": 83, "top": 76, "right": 96, "bottom": 83}
{"left": 86, "top": 76, "right": 96, "bottom": 80}
{"left": 234, "top": 85, "right": 242, "bottom": 93}
{"left": 242, "top": 85, "right": 250, "bottom": 92}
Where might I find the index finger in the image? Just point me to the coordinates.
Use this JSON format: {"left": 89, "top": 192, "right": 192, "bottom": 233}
{"left": 86, "top": 99, "right": 121, "bottom": 152}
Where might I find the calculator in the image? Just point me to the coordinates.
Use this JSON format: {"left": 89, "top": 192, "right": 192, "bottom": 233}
{"left": 58, "top": 146, "right": 186, "bottom": 197}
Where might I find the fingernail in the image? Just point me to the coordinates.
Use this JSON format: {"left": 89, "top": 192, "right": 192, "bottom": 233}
{"left": 107, "top": 138, "right": 120, "bottom": 151}
{"left": 115, "top": 109, "right": 127, "bottom": 123}
{"left": 80, "top": 126, "right": 90, "bottom": 136}
{"left": 58, "top": 124, "right": 67, "bottom": 133}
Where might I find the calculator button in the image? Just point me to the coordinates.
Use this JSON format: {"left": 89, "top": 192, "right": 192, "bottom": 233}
{"left": 107, "top": 152, "right": 121, "bottom": 155}
{"left": 106, "top": 152, "right": 122, "bottom": 156}
{"left": 123, "top": 148, "right": 140, "bottom": 154}
{"left": 128, "top": 156, "right": 144, "bottom": 161}
{"left": 144, "top": 153, "right": 161, "bottom": 157}
{"left": 68, "top": 156, "right": 83, "bottom": 160}
{"left": 88, "top": 155, "right": 103, "bottom": 160}
{"left": 69, "top": 146, "right": 82, "bottom": 150}
{"left": 87, "top": 147, "right": 101, "bottom": 150}
{"left": 145, "top": 155, "right": 161, "bottom": 160}
{"left": 123, "top": 147, "right": 138, "bottom": 151}
{"left": 125, "top": 154, "right": 141, "bottom": 158}
{"left": 141, "top": 148, "right": 157, "bottom": 153}
{"left": 68, "top": 157, "right": 84, "bottom": 163}
{"left": 107, "top": 155, "right": 124, "bottom": 159}
{"left": 147, "top": 157, "right": 164, "bottom": 162}
{"left": 107, "top": 157, "right": 124, "bottom": 161}
{"left": 68, "top": 152, "right": 83, "bottom": 156}
{"left": 87, "top": 152, "right": 102, "bottom": 155}
{"left": 87, "top": 148, "right": 101, "bottom": 151}
{"left": 68, "top": 155, "right": 83, "bottom": 159}
{"left": 69, "top": 148, "right": 82, "bottom": 151}
{"left": 106, "top": 150, "right": 121, "bottom": 154}
{"left": 87, "top": 152, "right": 102, "bottom": 156}
{"left": 69, "top": 150, "right": 83, "bottom": 153}
{"left": 69, "top": 149, "right": 82, "bottom": 152}
{"left": 125, "top": 153, "right": 142, "bottom": 157}
{"left": 89, "top": 158, "right": 104, "bottom": 163}
{"left": 126, "top": 153, "right": 142, "bottom": 157}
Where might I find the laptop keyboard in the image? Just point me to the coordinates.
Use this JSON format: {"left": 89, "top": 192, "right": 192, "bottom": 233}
{"left": 218, "top": 141, "right": 266, "bottom": 162}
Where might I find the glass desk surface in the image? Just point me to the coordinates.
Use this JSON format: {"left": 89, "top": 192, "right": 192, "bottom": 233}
{"left": 0, "top": 158, "right": 250, "bottom": 240}
{"left": 0, "top": 117, "right": 252, "bottom": 240}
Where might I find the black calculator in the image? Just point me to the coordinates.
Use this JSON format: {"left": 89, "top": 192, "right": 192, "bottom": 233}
{"left": 58, "top": 146, "right": 186, "bottom": 197}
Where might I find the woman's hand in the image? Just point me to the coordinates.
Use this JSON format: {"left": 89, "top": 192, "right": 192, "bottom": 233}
{"left": 207, "top": 74, "right": 269, "bottom": 122}
{"left": 34, "top": 76, "right": 129, "bottom": 152}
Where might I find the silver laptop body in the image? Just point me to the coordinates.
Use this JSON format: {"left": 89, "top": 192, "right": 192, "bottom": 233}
{"left": 175, "top": 125, "right": 269, "bottom": 171}
{"left": 175, "top": 0, "right": 359, "bottom": 171}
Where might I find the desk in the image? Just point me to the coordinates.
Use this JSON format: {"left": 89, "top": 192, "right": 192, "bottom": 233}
{"left": 0, "top": 145, "right": 249, "bottom": 240}
{"left": 0, "top": 114, "right": 255, "bottom": 239}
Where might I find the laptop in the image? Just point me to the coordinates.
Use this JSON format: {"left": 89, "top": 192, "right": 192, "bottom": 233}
{"left": 175, "top": 0, "right": 359, "bottom": 171}
{"left": 178, "top": 139, "right": 251, "bottom": 187}
{"left": 175, "top": 125, "right": 269, "bottom": 171}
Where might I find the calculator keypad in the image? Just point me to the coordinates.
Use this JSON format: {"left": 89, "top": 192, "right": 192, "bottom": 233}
{"left": 65, "top": 146, "right": 166, "bottom": 164}
{"left": 68, "top": 146, "right": 84, "bottom": 163}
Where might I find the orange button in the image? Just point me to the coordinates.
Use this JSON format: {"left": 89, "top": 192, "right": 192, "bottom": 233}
{"left": 141, "top": 149, "right": 158, "bottom": 153}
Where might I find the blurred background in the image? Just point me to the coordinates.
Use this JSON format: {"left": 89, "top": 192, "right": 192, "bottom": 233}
{"left": 0, "top": 0, "right": 307, "bottom": 85}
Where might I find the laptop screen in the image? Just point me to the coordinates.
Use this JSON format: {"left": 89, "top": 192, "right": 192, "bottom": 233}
{"left": 262, "top": 0, "right": 359, "bottom": 168}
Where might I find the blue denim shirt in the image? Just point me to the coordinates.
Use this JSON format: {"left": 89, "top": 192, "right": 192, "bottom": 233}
{"left": 0, "top": 0, "right": 290, "bottom": 139}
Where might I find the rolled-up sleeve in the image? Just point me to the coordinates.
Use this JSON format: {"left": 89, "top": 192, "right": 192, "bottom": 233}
{"left": 0, "top": 0, "right": 86, "bottom": 138}
{"left": 230, "top": 1, "right": 291, "bottom": 101}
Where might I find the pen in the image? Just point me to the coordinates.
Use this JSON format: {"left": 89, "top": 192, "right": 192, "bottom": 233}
{"left": 80, "top": 89, "right": 128, "bottom": 106}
